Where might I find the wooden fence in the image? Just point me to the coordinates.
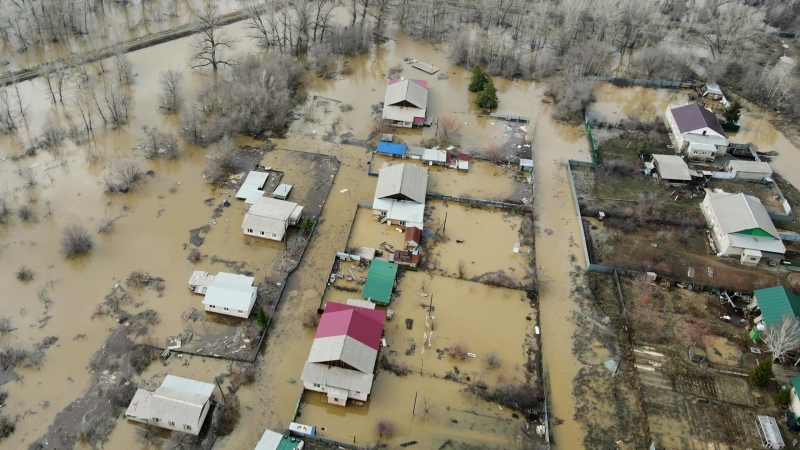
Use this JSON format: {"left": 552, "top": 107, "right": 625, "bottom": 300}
{"left": 426, "top": 193, "right": 531, "bottom": 212}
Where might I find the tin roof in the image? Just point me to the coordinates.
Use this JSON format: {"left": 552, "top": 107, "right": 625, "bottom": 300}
{"left": 301, "top": 361, "right": 375, "bottom": 393}
{"left": 754, "top": 286, "right": 800, "bottom": 328}
{"left": 377, "top": 142, "right": 407, "bottom": 156}
{"left": 235, "top": 171, "right": 269, "bottom": 204}
{"left": 374, "top": 163, "right": 428, "bottom": 204}
{"left": 315, "top": 303, "right": 385, "bottom": 350}
{"left": 406, "top": 226, "right": 421, "bottom": 243}
{"left": 726, "top": 160, "right": 773, "bottom": 175}
{"left": 385, "top": 79, "right": 428, "bottom": 109}
{"left": 705, "top": 191, "right": 779, "bottom": 239}
{"left": 202, "top": 272, "right": 257, "bottom": 313}
{"left": 652, "top": 154, "right": 691, "bottom": 181}
{"left": 362, "top": 259, "right": 398, "bottom": 304}
{"left": 125, "top": 376, "right": 214, "bottom": 434}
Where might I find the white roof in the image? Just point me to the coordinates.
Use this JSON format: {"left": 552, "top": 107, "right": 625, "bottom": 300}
{"left": 375, "top": 163, "right": 428, "bottom": 204}
{"left": 307, "top": 335, "right": 378, "bottom": 374}
{"left": 757, "top": 415, "right": 785, "bottom": 449}
{"left": 683, "top": 132, "right": 728, "bottom": 147}
{"left": 203, "top": 272, "right": 257, "bottom": 312}
{"left": 520, "top": 159, "right": 533, "bottom": 167}
{"left": 242, "top": 215, "right": 287, "bottom": 239}
{"left": 726, "top": 160, "right": 773, "bottom": 175}
{"left": 372, "top": 197, "right": 425, "bottom": 228}
{"left": 652, "top": 154, "right": 691, "bottom": 181}
{"left": 301, "top": 361, "right": 375, "bottom": 394}
{"left": 255, "top": 429, "right": 284, "bottom": 450}
{"left": 688, "top": 142, "right": 717, "bottom": 152}
{"left": 422, "top": 149, "right": 448, "bottom": 163}
{"left": 243, "top": 197, "right": 302, "bottom": 237}
{"left": 346, "top": 299, "right": 376, "bottom": 309}
{"left": 125, "top": 376, "right": 214, "bottom": 430}
{"left": 729, "top": 234, "right": 785, "bottom": 255}
{"left": 235, "top": 171, "right": 269, "bottom": 204}
{"left": 383, "top": 105, "right": 425, "bottom": 123}
{"left": 706, "top": 191, "right": 779, "bottom": 239}
{"left": 705, "top": 83, "right": 723, "bottom": 95}
{"left": 273, "top": 183, "right": 293, "bottom": 199}
{"left": 188, "top": 271, "right": 214, "bottom": 287}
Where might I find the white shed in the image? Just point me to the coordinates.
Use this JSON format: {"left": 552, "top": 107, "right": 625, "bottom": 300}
{"left": 686, "top": 142, "right": 718, "bottom": 161}
{"left": 724, "top": 160, "right": 773, "bottom": 181}
{"left": 272, "top": 183, "right": 293, "bottom": 200}
{"left": 235, "top": 171, "right": 269, "bottom": 204}
{"left": 756, "top": 415, "right": 785, "bottom": 449}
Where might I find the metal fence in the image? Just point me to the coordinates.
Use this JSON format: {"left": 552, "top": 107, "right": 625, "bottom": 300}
{"left": 426, "top": 193, "right": 531, "bottom": 212}
{"left": 589, "top": 76, "right": 698, "bottom": 89}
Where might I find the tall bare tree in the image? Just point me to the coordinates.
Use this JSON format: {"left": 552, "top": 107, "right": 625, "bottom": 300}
{"left": 190, "top": 0, "right": 237, "bottom": 70}
{"left": 763, "top": 314, "right": 800, "bottom": 363}
{"left": 158, "top": 69, "right": 183, "bottom": 113}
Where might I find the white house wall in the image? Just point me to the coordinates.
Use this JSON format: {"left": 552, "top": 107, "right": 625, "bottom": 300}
{"left": 126, "top": 401, "right": 209, "bottom": 436}
{"left": 303, "top": 382, "right": 369, "bottom": 402}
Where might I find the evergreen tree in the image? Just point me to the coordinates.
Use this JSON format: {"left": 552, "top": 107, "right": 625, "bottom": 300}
{"left": 468, "top": 66, "right": 489, "bottom": 92}
{"left": 723, "top": 99, "right": 742, "bottom": 123}
{"left": 475, "top": 79, "right": 499, "bottom": 110}
{"left": 748, "top": 358, "right": 773, "bottom": 387}
{"left": 256, "top": 306, "right": 268, "bottom": 332}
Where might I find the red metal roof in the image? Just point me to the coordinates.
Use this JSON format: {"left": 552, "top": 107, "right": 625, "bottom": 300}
{"left": 316, "top": 303, "right": 385, "bottom": 350}
{"left": 457, "top": 152, "right": 469, "bottom": 161}
{"left": 405, "top": 226, "right": 421, "bottom": 243}
{"left": 387, "top": 79, "right": 428, "bottom": 89}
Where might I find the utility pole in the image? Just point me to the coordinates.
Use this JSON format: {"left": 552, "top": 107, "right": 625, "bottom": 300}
{"left": 214, "top": 376, "right": 226, "bottom": 401}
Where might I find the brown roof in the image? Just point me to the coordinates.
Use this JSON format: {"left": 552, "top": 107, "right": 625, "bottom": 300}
{"left": 670, "top": 104, "right": 725, "bottom": 137}
{"left": 457, "top": 153, "right": 469, "bottom": 161}
{"left": 405, "top": 226, "right": 421, "bottom": 243}
{"left": 393, "top": 250, "right": 419, "bottom": 264}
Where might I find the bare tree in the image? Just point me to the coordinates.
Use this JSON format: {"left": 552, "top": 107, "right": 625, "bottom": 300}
{"left": 437, "top": 115, "right": 461, "bottom": 144}
{"left": 158, "top": 69, "right": 183, "bottom": 113}
{"left": 484, "top": 350, "right": 501, "bottom": 368}
{"left": 140, "top": 127, "right": 181, "bottom": 159}
{"left": 0, "top": 88, "right": 19, "bottom": 133}
{"left": 698, "top": 2, "right": 764, "bottom": 59}
{"left": 457, "top": 259, "right": 467, "bottom": 279}
{"left": 114, "top": 43, "right": 135, "bottom": 85}
{"left": 369, "top": 0, "right": 394, "bottom": 33}
{"left": 763, "top": 314, "right": 800, "bottom": 363}
{"left": 102, "top": 158, "right": 147, "bottom": 194}
{"left": 61, "top": 224, "right": 94, "bottom": 258}
{"left": 203, "top": 137, "right": 236, "bottom": 185}
{"left": 419, "top": 396, "right": 437, "bottom": 417}
{"left": 374, "top": 418, "right": 395, "bottom": 442}
{"left": 191, "top": 0, "right": 237, "bottom": 70}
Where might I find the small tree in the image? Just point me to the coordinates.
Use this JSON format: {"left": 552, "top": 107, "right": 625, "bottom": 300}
{"left": 256, "top": 307, "right": 268, "bottom": 332}
{"left": 749, "top": 358, "right": 773, "bottom": 387}
{"left": 776, "top": 386, "right": 792, "bottom": 405}
{"left": 484, "top": 350, "right": 501, "bottom": 368}
{"left": 374, "top": 418, "right": 395, "bottom": 442}
{"left": 475, "top": 79, "right": 499, "bottom": 110}
{"left": 302, "top": 309, "right": 320, "bottom": 328}
{"left": 723, "top": 99, "right": 742, "bottom": 123}
{"left": 468, "top": 66, "right": 489, "bottom": 92}
{"left": 214, "top": 394, "right": 240, "bottom": 436}
{"left": 61, "top": 225, "right": 93, "bottom": 258}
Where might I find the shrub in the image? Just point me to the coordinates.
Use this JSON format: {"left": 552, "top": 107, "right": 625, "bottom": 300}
{"left": 17, "top": 205, "right": 36, "bottom": 223}
{"left": 187, "top": 248, "right": 202, "bottom": 264}
{"left": 256, "top": 307, "right": 268, "bottom": 332}
{"left": 203, "top": 137, "right": 236, "bottom": 185}
{"left": 374, "top": 418, "right": 395, "bottom": 442}
{"left": 445, "top": 341, "right": 468, "bottom": 360}
{"left": 61, "top": 224, "right": 93, "bottom": 258}
{"left": 749, "top": 358, "right": 773, "bottom": 387}
{"left": 0, "top": 415, "right": 15, "bottom": 439}
{"left": 230, "top": 363, "right": 257, "bottom": 387}
{"left": 130, "top": 344, "right": 156, "bottom": 374}
{"left": 98, "top": 215, "right": 115, "bottom": 234}
{"left": 15, "top": 266, "right": 34, "bottom": 282}
{"left": 108, "top": 383, "right": 137, "bottom": 408}
{"left": 302, "top": 309, "right": 320, "bottom": 329}
{"left": 214, "top": 394, "right": 240, "bottom": 436}
{"left": 776, "top": 386, "right": 792, "bottom": 405}
{"left": 102, "top": 158, "right": 147, "bottom": 194}
{"left": 484, "top": 350, "right": 501, "bottom": 368}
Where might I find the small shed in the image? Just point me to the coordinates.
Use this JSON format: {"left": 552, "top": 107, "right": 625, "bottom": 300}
{"left": 406, "top": 146, "right": 425, "bottom": 160}
{"left": 405, "top": 226, "right": 421, "bottom": 247}
{"left": 651, "top": 154, "right": 691, "bottom": 182}
{"left": 346, "top": 298, "right": 376, "bottom": 309}
{"left": 235, "top": 171, "right": 269, "bottom": 204}
{"left": 377, "top": 141, "right": 407, "bottom": 157}
{"left": 188, "top": 271, "right": 215, "bottom": 294}
{"left": 391, "top": 249, "right": 419, "bottom": 268}
{"left": 457, "top": 153, "right": 469, "bottom": 172}
{"left": 688, "top": 346, "right": 707, "bottom": 363}
{"left": 380, "top": 133, "right": 394, "bottom": 143}
{"left": 519, "top": 159, "right": 533, "bottom": 172}
{"left": 361, "top": 258, "right": 398, "bottom": 305}
{"left": 724, "top": 160, "right": 773, "bottom": 181}
{"left": 422, "top": 148, "right": 451, "bottom": 166}
{"left": 756, "top": 415, "right": 785, "bottom": 449}
{"left": 272, "top": 183, "right": 293, "bottom": 200}
{"left": 702, "top": 83, "right": 724, "bottom": 101}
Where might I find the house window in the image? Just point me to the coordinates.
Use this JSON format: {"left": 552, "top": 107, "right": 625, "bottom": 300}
{"left": 313, "top": 383, "right": 321, "bottom": 388}
{"left": 271, "top": 233, "right": 277, "bottom": 238}
{"left": 238, "top": 310, "right": 243, "bottom": 313}
{"left": 184, "top": 425, "right": 192, "bottom": 431}
{"left": 210, "top": 305, "right": 215, "bottom": 308}
{"left": 333, "top": 398, "right": 339, "bottom": 402}
{"left": 260, "top": 231, "right": 265, "bottom": 235}
{"left": 153, "top": 418, "right": 160, "bottom": 422}
{"left": 224, "top": 307, "right": 229, "bottom": 311}
{"left": 168, "top": 421, "right": 175, "bottom": 426}
{"left": 247, "top": 228, "right": 253, "bottom": 233}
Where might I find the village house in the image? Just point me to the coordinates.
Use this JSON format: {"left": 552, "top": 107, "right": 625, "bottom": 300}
{"left": 300, "top": 303, "right": 386, "bottom": 406}
{"left": 701, "top": 190, "right": 785, "bottom": 265}
{"left": 235, "top": 171, "right": 269, "bottom": 204}
{"left": 196, "top": 272, "right": 258, "bottom": 318}
{"left": 242, "top": 196, "right": 304, "bottom": 241}
{"left": 372, "top": 163, "right": 428, "bottom": 230}
{"left": 651, "top": 154, "right": 692, "bottom": 183}
{"left": 381, "top": 79, "right": 429, "bottom": 128}
{"left": 456, "top": 152, "right": 469, "bottom": 171}
{"left": 664, "top": 103, "right": 729, "bottom": 155}
{"left": 723, "top": 160, "right": 774, "bottom": 181}
{"left": 125, "top": 375, "right": 214, "bottom": 435}
{"left": 422, "top": 148, "right": 451, "bottom": 166}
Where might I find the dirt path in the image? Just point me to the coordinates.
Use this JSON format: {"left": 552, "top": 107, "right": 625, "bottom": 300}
{"left": 0, "top": 9, "right": 254, "bottom": 87}
{"left": 531, "top": 109, "right": 593, "bottom": 448}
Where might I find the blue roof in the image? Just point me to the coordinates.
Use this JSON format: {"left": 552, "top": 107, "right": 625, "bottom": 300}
{"left": 377, "top": 142, "right": 407, "bottom": 156}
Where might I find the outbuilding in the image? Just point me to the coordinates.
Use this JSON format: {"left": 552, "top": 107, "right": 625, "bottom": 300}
{"left": 362, "top": 258, "right": 398, "bottom": 305}
{"left": 519, "top": 159, "right": 533, "bottom": 172}
{"left": 272, "top": 183, "right": 293, "bottom": 200}
{"left": 724, "top": 160, "right": 773, "bottom": 181}
{"left": 751, "top": 286, "right": 800, "bottom": 329}
{"left": 235, "top": 171, "right": 269, "bottom": 204}
{"left": 255, "top": 429, "right": 304, "bottom": 450}
{"left": 201, "top": 272, "right": 258, "bottom": 318}
{"left": 422, "top": 148, "right": 451, "bottom": 166}
{"left": 242, "top": 196, "right": 304, "bottom": 241}
{"left": 405, "top": 226, "right": 421, "bottom": 247}
{"left": 456, "top": 153, "right": 469, "bottom": 172}
{"left": 376, "top": 141, "right": 407, "bottom": 157}
{"left": 651, "top": 154, "right": 691, "bottom": 183}
{"left": 756, "top": 415, "right": 785, "bottom": 449}
{"left": 686, "top": 142, "right": 718, "bottom": 161}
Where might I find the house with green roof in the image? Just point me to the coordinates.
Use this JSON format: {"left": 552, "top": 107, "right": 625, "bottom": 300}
{"left": 361, "top": 258, "right": 398, "bottom": 305}
{"left": 752, "top": 286, "right": 800, "bottom": 329}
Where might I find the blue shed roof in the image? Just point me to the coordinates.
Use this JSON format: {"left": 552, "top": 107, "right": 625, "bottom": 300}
{"left": 377, "top": 142, "right": 407, "bottom": 156}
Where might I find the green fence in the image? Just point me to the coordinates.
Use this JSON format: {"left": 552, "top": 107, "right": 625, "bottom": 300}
{"left": 584, "top": 113, "right": 598, "bottom": 164}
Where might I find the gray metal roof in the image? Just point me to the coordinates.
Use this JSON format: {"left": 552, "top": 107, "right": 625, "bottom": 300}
{"left": 385, "top": 79, "right": 428, "bottom": 110}
{"left": 705, "top": 191, "right": 780, "bottom": 239}
{"left": 374, "top": 163, "right": 428, "bottom": 204}
{"left": 272, "top": 183, "right": 293, "bottom": 199}
{"left": 125, "top": 376, "right": 214, "bottom": 433}
{"left": 235, "top": 171, "right": 269, "bottom": 204}
{"left": 371, "top": 198, "right": 425, "bottom": 227}
{"left": 202, "top": 272, "right": 257, "bottom": 312}
{"left": 161, "top": 375, "right": 215, "bottom": 398}
{"left": 188, "top": 271, "right": 213, "bottom": 288}
{"left": 705, "top": 83, "right": 723, "bottom": 95}
{"left": 248, "top": 196, "right": 300, "bottom": 220}
{"left": 242, "top": 215, "right": 287, "bottom": 239}
{"left": 652, "top": 154, "right": 691, "bottom": 181}
{"left": 301, "top": 361, "right": 375, "bottom": 394}
{"left": 307, "top": 335, "right": 378, "bottom": 374}
{"left": 726, "top": 160, "right": 773, "bottom": 175}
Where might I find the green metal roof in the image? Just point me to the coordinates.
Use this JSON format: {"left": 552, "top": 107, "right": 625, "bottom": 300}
{"left": 362, "top": 258, "right": 398, "bottom": 305}
{"left": 792, "top": 376, "right": 800, "bottom": 397}
{"left": 277, "top": 437, "right": 303, "bottom": 450}
{"left": 754, "top": 286, "right": 800, "bottom": 328}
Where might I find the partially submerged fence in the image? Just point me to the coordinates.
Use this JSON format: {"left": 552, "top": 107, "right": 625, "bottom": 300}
{"left": 426, "top": 193, "right": 531, "bottom": 212}
{"left": 584, "top": 112, "right": 599, "bottom": 164}
{"left": 589, "top": 76, "right": 699, "bottom": 89}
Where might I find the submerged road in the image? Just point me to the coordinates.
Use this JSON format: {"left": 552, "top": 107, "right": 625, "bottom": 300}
{"left": 531, "top": 109, "right": 593, "bottom": 448}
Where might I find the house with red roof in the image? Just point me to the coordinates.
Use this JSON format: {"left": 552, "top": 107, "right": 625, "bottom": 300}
{"left": 664, "top": 103, "right": 728, "bottom": 157}
{"left": 300, "top": 302, "right": 385, "bottom": 406}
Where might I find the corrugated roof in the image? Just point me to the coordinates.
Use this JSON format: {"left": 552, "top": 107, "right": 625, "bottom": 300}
{"left": 362, "top": 259, "right": 398, "bottom": 304}
{"left": 248, "top": 197, "right": 300, "bottom": 220}
{"left": 242, "top": 215, "right": 287, "bottom": 238}
{"left": 316, "top": 304, "right": 385, "bottom": 350}
{"left": 125, "top": 376, "right": 214, "bottom": 433}
{"left": 385, "top": 79, "right": 428, "bottom": 109}
{"left": 726, "top": 160, "right": 773, "bottom": 175}
{"left": 755, "top": 286, "right": 800, "bottom": 328}
{"left": 706, "top": 191, "right": 779, "bottom": 239}
{"left": 346, "top": 299, "right": 376, "bottom": 309}
{"left": 374, "top": 163, "right": 428, "bottom": 204}
{"left": 728, "top": 233, "right": 786, "bottom": 255}
{"left": 422, "top": 149, "right": 448, "bottom": 163}
{"left": 652, "top": 154, "right": 691, "bottom": 181}
{"left": 235, "top": 171, "right": 269, "bottom": 204}
{"left": 519, "top": 159, "right": 533, "bottom": 168}
{"left": 272, "top": 183, "right": 293, "bottom": 199}
{"left": 670, "top": 103, "right": 726, "bottom": 136}
{"left": 300, "top": 361, "right": 375, "bottom": 393}
{"left": 160, "top": 375, "right": 215, "bottom": 398}
{"left": 307, "top": 335, "right": 378, "bottom": 373}
{"left": 377, "top": 142, "right": 407, "bottom": 156}
{"left": 188, "top": 271, "right": 213, "bottom": 288}
{"left": 203, "top": 272, "right": 257, "bottom": 312}
{"left": 406, "top": 226, "right": 421, "bottom": 244}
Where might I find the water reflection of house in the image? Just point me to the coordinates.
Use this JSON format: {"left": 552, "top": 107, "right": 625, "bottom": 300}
{"left": 372, "top": 163, "right": 428, "bottom": 230}
{"left": 300, "top": 303, "right": 385, "bottom": 406}
{"left": 125, "top": 375, "right": 214, "bottom": 435}
{"left": 381, "top": 79, "right": 428, "bottom": 128}
{"left": 664, "top": 103, "right": 728, "bottom": 155}
{"left": 242, "top": 196, "right": 304, "bottom": 241}
{"left": 701, "top": 190, "right": 785, "bottom": 265}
